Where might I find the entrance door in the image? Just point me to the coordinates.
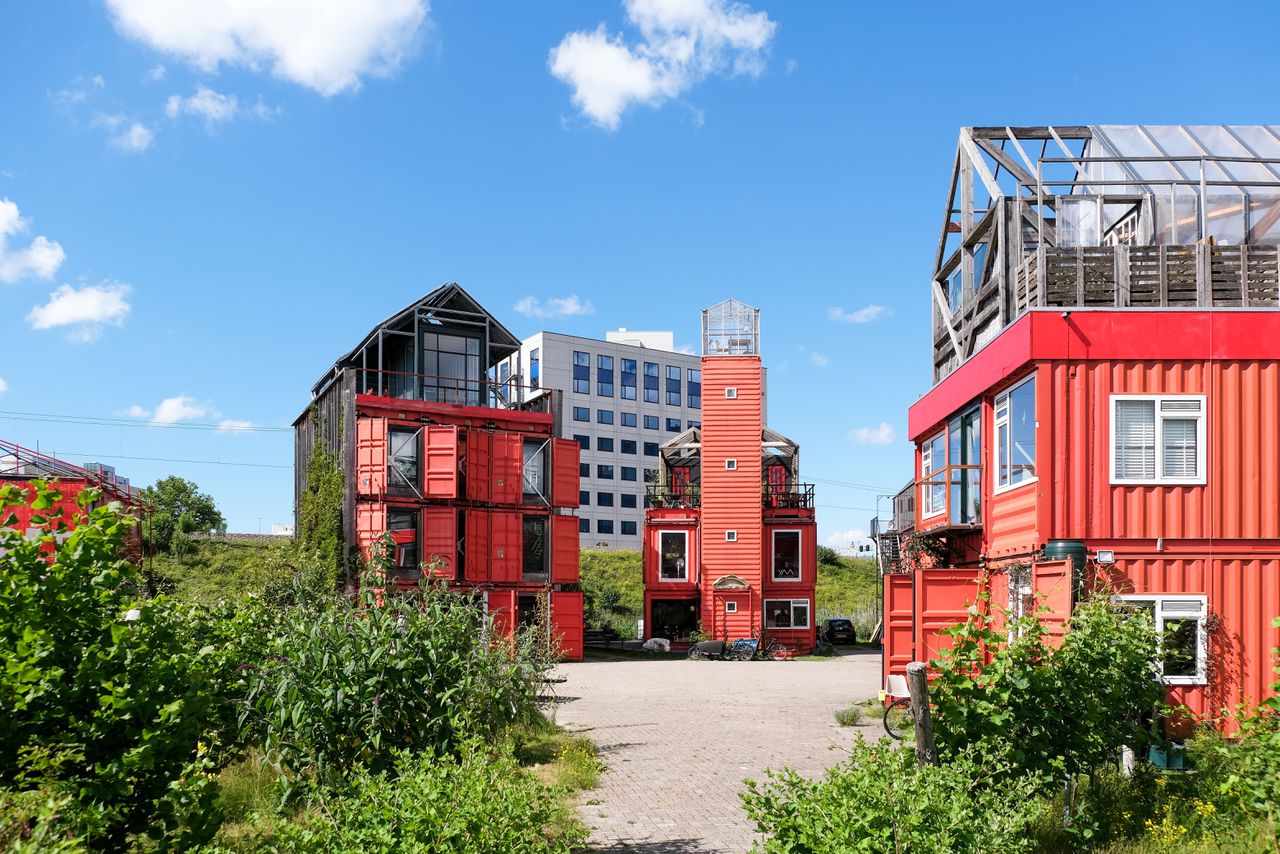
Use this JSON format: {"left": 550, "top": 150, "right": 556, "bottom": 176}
{"left": 650, "top": 599, "right": 698, "bottom": 642}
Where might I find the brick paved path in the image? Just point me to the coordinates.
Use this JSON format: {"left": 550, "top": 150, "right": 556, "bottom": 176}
{"left": 552, "top": 650, "right": 882, "bottom": 853}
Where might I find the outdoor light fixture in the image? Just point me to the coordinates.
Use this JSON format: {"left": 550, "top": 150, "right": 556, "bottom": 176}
{"left": 1096, "top": 549, "right": 1115, "bottom": 564}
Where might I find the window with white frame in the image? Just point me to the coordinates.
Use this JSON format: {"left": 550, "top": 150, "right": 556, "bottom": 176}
{"left": 1114, "top": 594, "right": 1207, "bottom": 685}
{"left": 725, "top": 530, "right": 738, "bottom": 542}
{"left": 772, "top": 530, "right": 801, "bottom": 581}
{"left": 659, "top": 531, "right": 688, "bottom": 580}
{"left": 725, "top": 387, "right": 738, "bottom": 399}
{"left": 725, "top": 601, "right": 738, "bottom": 613}
{"left": 1110, "top": 395, "right": 1206, "bottom": 485}
{"left": 921, "top": 431, "right": 946, "bottom": 517}
{"left": 995, "top": 375, "right": 1036, "bottom": 490}
{"left": 764, "top": 599, "right": 810, "bottom": 629}
{"left": 725, "top": 459, "right": 738, "bottom": 470}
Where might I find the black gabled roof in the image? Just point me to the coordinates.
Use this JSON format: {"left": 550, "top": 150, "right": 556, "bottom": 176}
{"left": 310, "top": 283, "right": 522, "bottom": 397}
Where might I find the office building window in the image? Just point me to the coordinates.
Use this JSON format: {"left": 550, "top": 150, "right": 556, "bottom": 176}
{"left": 597, "top": 519, "right": 614, "bottom": 535}
{"left": 529, "top": 348, "right": 540, "bottom": 389}
{"left": 580, "top": 463, "right": 590, "bottom": 478}
{"left": 687, "top": 368, "right": 701, "bottom": 409}
{"left": 597, "top": 437, "right": 614, "bottom": 452}
{"left": 666, "top": 365, "right": 681, "bottom": 405}
{"left": 500, "top": 362, "right": 510, "bottom": 383}
{"left": 597, "top": 354, "right": 614, "bottom": 397}
{"left": 644, "top": 362, "right": 659, "bottom": 403}
{"left": 644, "top": 415, "right": 659, "bottom": 430}
{"left": 621, "top": 467, "right": 637, "bottom": 481}
{"left": 621, "top": 520, "right": 637, "bottom": 536}
{"left": 688, "top": 421, "right": 700, "bottom": 430}
{"left": 621, "top": 358, "right": 637, "bottom": 400}
{"left": 574, "top": 434, "right": 590, "bottom": 451}
{"left": 573, "top": 350, "right": 590, "bottom": 394}
{"left": 621, "top": 412, "right": 637, "bottom": 428}
{"left": 621, "top": 493, "right": 637, "bottom": 509}
{"left": 621, "top": 439, "right": 637, "bottom": 454}
{"left": 597, "top": 492, "right": 614, "bottom": 507}
{"left": 597, "top": 465, "right": 614, "bottom": 479}
{"left": 644, "top": 468, "right": 658, "bottom": 483}
{"left": 579, "top": 517, "right": 589, "bottom": 533}
{"left": 644, "top": 442, "right": 659, "bottom": 457}
{"left": 573, "top": 406, "right": 589, "bottom": 422}
{"left": 666, "top": 418, "right": 681, "bottom": 432}
{"left": 597, "top": 409, "right": 614, "bottom": 425}
{"left": 579, "top": 490, "right": 590, "bottom": 505}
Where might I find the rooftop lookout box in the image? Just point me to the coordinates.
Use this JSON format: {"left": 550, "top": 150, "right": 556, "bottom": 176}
{"left": 934, "top": 125, "right": 1280, "bottom": 383}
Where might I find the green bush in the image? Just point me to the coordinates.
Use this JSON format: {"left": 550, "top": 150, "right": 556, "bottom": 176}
{"left": 814, "top": 555, "right": 879, "bottom": 640}
{"left": 240, "top": 569, "right": 551, "bottom": 789}
{"left": 0, "top": 481, "right": 227, "bottom": 850}
{"left": 579, "top": 548, "right": 643, "bottom": 639}
{"left": 929, "top": 592, "right": 1162, "bottom": 782}
{"left": 743, "top": 737, "right": 1043, "bottom": 854}
{"left": 833, "top": 704, "right": 862, "bottom": 727}
{"left": 258, "top": 745, "right": 586, "bottom": 854}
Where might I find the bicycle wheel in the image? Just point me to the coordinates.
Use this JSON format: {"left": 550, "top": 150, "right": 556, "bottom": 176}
{"left": 687, "top": 647, "right": 705, "bottom": 661}
{"left": 883, "top": 698, "right": 912, "bottom": 740}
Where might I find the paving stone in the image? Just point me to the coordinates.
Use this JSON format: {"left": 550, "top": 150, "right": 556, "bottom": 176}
{"left": 552, "top": 650, "right": 882, "bottom": 853}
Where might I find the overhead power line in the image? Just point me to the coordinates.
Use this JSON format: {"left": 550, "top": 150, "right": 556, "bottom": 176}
{"left": 800, "top": 473, "right": 898, "bottom": 493}
{"left": 0, "top": 410, "right": 291, "bottom": 433}
{"left": 30, "top": 451, "right": 291, "bottom": 470}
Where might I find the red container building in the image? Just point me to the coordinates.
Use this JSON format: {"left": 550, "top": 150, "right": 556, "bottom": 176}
{"left": 882, "top": 126, "right": 1280, "bottom": 727}
{"left": 642, "top": 300, "right": 817, "bottom": 653}
{"left": 295, "top": 284, "right": 584, "bottom": 659}
{"left": 1, "top": 439, "right": 146, "bottom": 561}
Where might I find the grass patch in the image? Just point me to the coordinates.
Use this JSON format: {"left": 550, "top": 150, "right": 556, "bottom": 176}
{"left": 834, "top": 705, "right": 863, "bottom": 727}
{"left": 580, "top": 548, "right": 643, "bottom": 640}
{"left": 815, "top": 556, "right": 880, "bottom": 640}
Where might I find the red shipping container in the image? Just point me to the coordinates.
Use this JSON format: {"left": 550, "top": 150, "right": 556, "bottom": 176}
{"left": 491, "top": 510, "right": 521, "bottom": 583}
{"left": 465, "top": 509, "right": 490, "bottom": 582}
{"left": 355, "top": 416, "right": 387, "bottom": 497}
{"left": 422, "top": 506, "right": 457, "bottom": 578}
{"left": 489, "top": 588, "right": 517, "bottom": 645}
{"left": 466, "top": 431, "right": 493, "bottom": 503}
{"left": 423, "top": 426, "right": 459, "bottom": 499}
{"left": 551, "top": 591, "right": 584, "bottom": 660}
{"left": 550, "top": 439, "right": 580, "bottom": 508}
{"left": 551, "top": 513, "right": 580, "bottom": 584}
{"left": 466, "top": 431, "right": 522, "bottom": 505}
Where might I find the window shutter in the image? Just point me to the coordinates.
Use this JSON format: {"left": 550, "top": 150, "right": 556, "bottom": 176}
{"left": 1161, "top": 418, "right": 1197, "bottom": 478}
{"left": 1115, "top": 400, "right": 1155, "bottom": 479}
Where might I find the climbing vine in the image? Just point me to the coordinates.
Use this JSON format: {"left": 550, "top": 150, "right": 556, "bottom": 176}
{"left": 296, "top": 409, "right": 345, "bottom": 590}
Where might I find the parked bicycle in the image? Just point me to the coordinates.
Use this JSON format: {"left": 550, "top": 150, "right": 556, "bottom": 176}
{"left": 882, "top": 674, "right": 913, "bottom": 740}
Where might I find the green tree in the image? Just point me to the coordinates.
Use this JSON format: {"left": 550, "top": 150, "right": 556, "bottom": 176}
{"left": 140, "top": 475, "right": 225, "bottom": 553}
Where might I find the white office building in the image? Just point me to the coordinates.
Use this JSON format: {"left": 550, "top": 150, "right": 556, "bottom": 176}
{"left": 501, "top": 329, "right": 702, "bottom": 549}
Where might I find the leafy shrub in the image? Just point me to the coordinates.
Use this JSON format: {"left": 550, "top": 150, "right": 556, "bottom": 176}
{"left": 743, "top": 736, "right": 1043, "bottom": 854}
{"left": 0, "top": 482, "right": 227, "bottom": 850}
{"left": 579, "top": 548, "right": 643, "bottom": 639}
{"left": 263, "top": 745, "right": 586, "bottom": 853}
{"left": 240, "top": 572, "right": 550, "bottom": 789}
{"left": 833, "top": 704, "right": 862, "bottom": 727}
{"left": 929, "top": 592, "right": 1162, "bottom": 781}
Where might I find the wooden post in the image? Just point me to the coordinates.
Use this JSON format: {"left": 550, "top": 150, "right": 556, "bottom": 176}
{"left": 906, "top": 661, "right": 938, "bottom": 766}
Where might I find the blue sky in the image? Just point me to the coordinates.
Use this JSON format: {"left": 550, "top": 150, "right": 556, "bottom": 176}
{"left": 2, "top": 1, "right": 1277, "bottom": 544}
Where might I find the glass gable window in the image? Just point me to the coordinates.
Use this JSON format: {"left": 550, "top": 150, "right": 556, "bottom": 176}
{"left": 597, "top": 354, "right": 614, "bottom": 397}
{"left": 573, "top": 351, "right": 590, "bottom": 394}
{"left": 1115, "top": 595, "right": 1208, "bottom": 685}
{"left": 522, "top": 515, "right": 547, "bottom": 579}
{"left": 621, "top": 359, "right": 637, "bottom": 400}
{"left": 422, "top": 332, "right": 482, "bottom": 406}
{"left": 1111, "top": 396, "right": 1206, "bottom": 484}
{"left": 772, "top": 530, "right": 801, "bottom": 581}
{"left": 659, "top": 530, "right": 688, "bottom": 580}
{"left": 764, "top": 599, "right": 811, "bottom": 629}
{"left": 995, "top": 375, "right": 1036, "bottom": 490}
{"left": 597, "top": 409, "right": 614, "bottom": 425}
{"left": 388, "top": 428, "right": 420, "bottom": 493}
{"left": 621, "top": 412, "right": 637, "bottom": 428}
{"left": 644, "top": 362, "right": 659, "bottom": 403}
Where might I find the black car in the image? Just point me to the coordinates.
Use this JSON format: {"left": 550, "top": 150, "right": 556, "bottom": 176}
{"left": 822, "top": 618, "right": 857, "bottom": 645}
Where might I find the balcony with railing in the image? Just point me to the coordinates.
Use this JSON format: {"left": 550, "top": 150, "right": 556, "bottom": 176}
{"left": 348, "top": 368, "right": 553, "bottom": 413}
{"left": 644, "top": 482, "right": 816, "bottom": 511}
{"left": 916, "top": 465, "right": 982, "bottom": 532}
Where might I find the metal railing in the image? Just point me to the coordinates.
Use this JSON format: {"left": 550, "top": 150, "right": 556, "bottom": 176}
{"left": 763, "top": 482, "right": 815, "bottom": 510}
{"left": 644, "top": 482, "right": 817, "bottom": 510}
{"left": 916, "top": 465, "right": 982, "bottom": 531}
{"left": 347, "top": 368, "right": 553, "bottom": 412}
{"left": 646, "top": 485, "right": 701, "bottom": 509}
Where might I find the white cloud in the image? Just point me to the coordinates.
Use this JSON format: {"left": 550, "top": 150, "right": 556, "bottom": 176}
{"left": 809, "top": 352, "right": 829, "bottom": 367}
{"left": 251, "top": 97, "right": 283, "bottom": 120}
{"left": 125, "top": 405, "right": 149, "bottom": 417}
{"left": 27, "top": 283, "right": 132, "bottom": 342}
{"left": 128, "top": 395, "right": 213, "bottom": 424}
{"left": 825, "top": 528, "right": 867, "bottom": 550}
{"left": 514, "top": 295, "right": 595, "bottom": 319}
{"left": 0, "top": 377, "right": 7, "bottom": 395}
{"left": 95, "top": 114, "right": 154, "bottom": 153}
{"left": 829, "top": 304, "right": 889, "bottom": 324}
{"left": 166, "top": 86, "right": 239, "bottom": 127}
{"left": 849, "top": 422, "right": 896, "bottom": 445}
{"left": 146, "top": 64, "right": 166, "bottom": 81}
{"left": 549, "top": 0, "right": 777, "bottom": 130}
{"left": 217, "top": 418, "right": 254, "bottom": 433}
{"left": 785, "top": 58, "right": 798, "bottom": 74}
{"left": 0, "top": 199, "right": 66, "bottom": 283}
{"left": 49, "top": 74, "right": 106, "bottom": 110}
{"left": 104, "top": 0, "right": 430, "bottom": 96}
